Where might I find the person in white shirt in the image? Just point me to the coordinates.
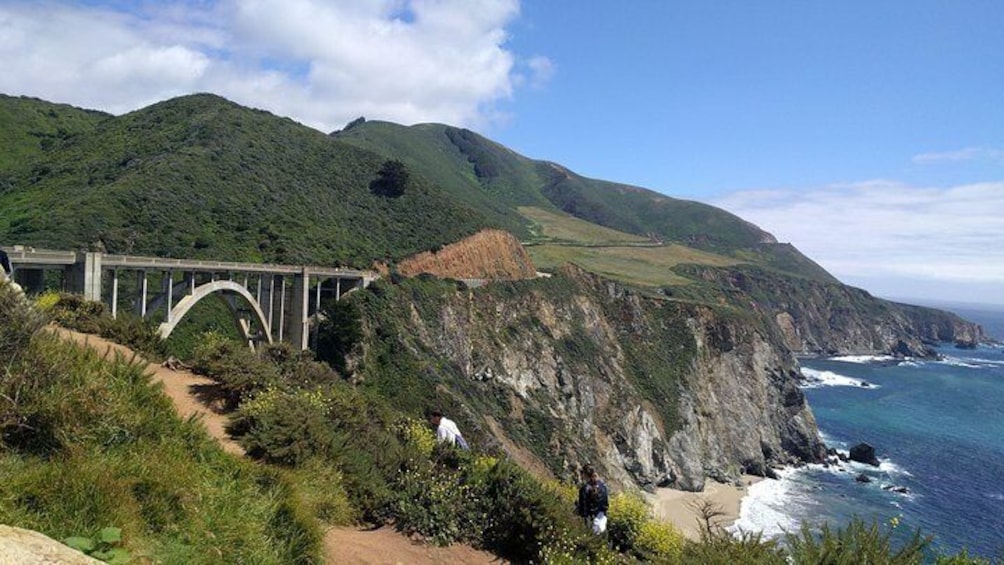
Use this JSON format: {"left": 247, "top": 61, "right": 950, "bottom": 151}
{"left": 428, "top": 409, "right": 469, "bottom": 449}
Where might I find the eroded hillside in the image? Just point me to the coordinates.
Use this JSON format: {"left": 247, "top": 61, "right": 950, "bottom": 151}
{"left": 396, "top": 229, "right": 537, "bottom": 280}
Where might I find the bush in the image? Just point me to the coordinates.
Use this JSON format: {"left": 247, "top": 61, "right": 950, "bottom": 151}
{"left": 1, "top": 279, "right": 46, "bottom": 366}
{"left": 785, "top": 518, "right": 930, "bottom": 564}
{"left": 233, "top": 388, "right": 337, "bottom": 466}
{"left": 681, "top": 528, "right": 785, "bottom": 565}
{"left": 394, "top": 462, "right": 485, "bottom": 546}
{"left": 635, "top": 519, "right": 685, "bottom": 562}
{"left": 607, "top": 491, "right": 649, "bottom": 552}
{"left": 286, "top": 458, "right": 355, "bottom": 526}
{"left": 191, "top": 332, "right": 279, "bottom": 409}
{"left": 47, "top": 292, "right": 105, "bottom": 334}
{"left": 98, "top": 314, "right": 166, "bottom": 358}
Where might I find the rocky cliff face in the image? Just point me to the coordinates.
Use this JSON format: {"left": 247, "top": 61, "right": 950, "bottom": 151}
{"left": 352, "top": 267, "right": 825, "bottom": 492}
{"left": 677, "top": 265, "right": 986, "bottom": 356}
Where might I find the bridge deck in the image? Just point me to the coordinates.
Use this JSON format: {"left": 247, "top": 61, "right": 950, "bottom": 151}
{"left": 1, "top": 247, "right": 375, "bottom": 279}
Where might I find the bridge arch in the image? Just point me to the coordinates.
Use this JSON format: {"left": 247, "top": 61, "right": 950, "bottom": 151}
{"left": 158, "top": 280, "right": 273, "bottom": 347}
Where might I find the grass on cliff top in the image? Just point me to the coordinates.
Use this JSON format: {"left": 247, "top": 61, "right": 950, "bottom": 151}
{"left": 0, "top": 284, "right": 321, "bottom": 563}
{"left": 529, "top": 242, "right": 741, "bottom": 288}
{"left": 519, "top": 205, "right": 650, "bottom": 244}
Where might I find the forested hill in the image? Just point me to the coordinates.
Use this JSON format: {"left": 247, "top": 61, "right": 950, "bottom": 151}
{"left": 1, "top": 92, "right": 832, "bottom": 284}
{"left": 0, "top": 93, "right": 493, "bottom": 267}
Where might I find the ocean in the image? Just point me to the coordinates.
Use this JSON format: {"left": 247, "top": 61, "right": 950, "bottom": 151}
{"left": 735, "top": 304, "right": 1004, "bottom": 559}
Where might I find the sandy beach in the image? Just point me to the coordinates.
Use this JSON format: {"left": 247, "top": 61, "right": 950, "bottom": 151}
{"left": 645, "top": 475, "right": 763, "bottom": 540}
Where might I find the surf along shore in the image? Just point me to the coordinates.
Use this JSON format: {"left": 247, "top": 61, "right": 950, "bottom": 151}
{"left": 646, "top": 475, "right": 764, "bottom": 540}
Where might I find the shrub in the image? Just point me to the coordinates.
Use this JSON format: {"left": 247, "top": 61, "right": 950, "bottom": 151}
{"left": 785, "top": 518, "right": 930, "bottom": 564}
{"left": 35, "top": 290, "right": 61, "bottom": 312}
{"left": 397, "top": 417, "right": 436, "bottom": 459}
{"left": 607, "top": 491, "right": 649, "bottom": 552}
{"left": 286, "top": 459, "right": 355, "bottom": 526}
{"left": 98, "top": 314, "right": 166, "bottom": 358}
{"left": 191, "top": 332, "right": 279, "bottom": 408}
{"left": 234, "top": 388, "right": 336, "bottom": 466}
{"left": 47, "top": 292, "right": 105, "bottom": 334}
{"left": 394, "top": 463, "right": 485, "bottom": 546}
{"left": 681, "top": 528, "right": 785, "bottom": 565}
{"left": 0, "top": 279, "right": 46, "bottom": 366}
{"left": 634, "top": 519, "right": 685, "bottom": 563}
{"left": 260, "top": 342, "right": 339, "bottom": 388}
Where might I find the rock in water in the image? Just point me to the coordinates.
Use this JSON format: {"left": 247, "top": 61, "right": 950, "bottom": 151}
{"left": 849, "top": 442, "right": 880, "bottom": 466}
{"left": 0, "top": 525, "right": 102, "bottom": 564}
{"left": 855, "top": 473, "right": 872, "bottom": 483}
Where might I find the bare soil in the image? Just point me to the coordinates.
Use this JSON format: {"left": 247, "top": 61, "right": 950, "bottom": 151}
{"left": 52, "top": 327, "right": 503, "bottom": 564}
{"left": 396, "top": 229, "right": 537, "bottom": 280}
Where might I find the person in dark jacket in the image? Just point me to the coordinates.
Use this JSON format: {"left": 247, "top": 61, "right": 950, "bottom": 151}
{"left": 576, "top": 464, "right": 609, "bottom": 534}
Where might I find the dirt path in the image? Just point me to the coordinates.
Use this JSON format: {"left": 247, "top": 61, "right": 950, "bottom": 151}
{"left": 323, "top": 527, "right": 504, "bottom": 565}
{"left": 53, "top": 327, "right": 503, "bottom": 565}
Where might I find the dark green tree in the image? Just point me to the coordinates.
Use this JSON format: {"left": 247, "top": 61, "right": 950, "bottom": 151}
{"left": 369, "top": 159, "right": 410, "bottom": 198}
{"left": 316, "top": 298, "right": 363, "bottom": 374}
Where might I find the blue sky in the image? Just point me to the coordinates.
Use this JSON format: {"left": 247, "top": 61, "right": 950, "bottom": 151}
{"left": 1, "top": 1, "right": 1001, "bottom": 304}
{"left": 498, "top": 2, "right": 1003, "bottom": 197}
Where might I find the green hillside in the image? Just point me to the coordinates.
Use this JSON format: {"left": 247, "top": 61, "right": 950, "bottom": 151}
{"left": 1, "top": 92, "right": 834, "bottom": 285}
{"left": 0, "top": 94, "right": 492, "bottom": 267}
{"left": 335, "top": 119, "right": 837, "bottom": 283}
{"left": 0, "top": 94, "right": 108, "bottom": 173}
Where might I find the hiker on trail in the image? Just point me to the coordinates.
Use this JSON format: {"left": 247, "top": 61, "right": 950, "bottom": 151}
{"left": 576, "top": 464, "right": 609, "bottom": 535}
{"left": 428, "top": 409, "right": 469, "bottom": 450}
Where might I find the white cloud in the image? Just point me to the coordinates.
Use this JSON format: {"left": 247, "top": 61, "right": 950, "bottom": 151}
{"left": 912, "top": 147, "right": 1004, "bottom": 165}
{"left": 0, "top": 0, "right": 538, "bottom": 131}
{"left": 713, "top": 181, "right": 1004, "bottom": 304}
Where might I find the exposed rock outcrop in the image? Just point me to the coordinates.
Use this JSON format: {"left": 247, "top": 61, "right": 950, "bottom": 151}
{"left": 849, "top": 442, "right": 880, "bottom": 467}
{"left": 678, "top": 265, "right": 986, "bottom": 357}
{"left": 354, "top": 266, "right": 825, "bottom": 492}
{"left": 0, "top": 525, "right": 101, "bottom": 564}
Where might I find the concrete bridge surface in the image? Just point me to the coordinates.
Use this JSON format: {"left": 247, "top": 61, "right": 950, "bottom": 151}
{"left": 2, "top": 246, "right": 378, "bottom": 350}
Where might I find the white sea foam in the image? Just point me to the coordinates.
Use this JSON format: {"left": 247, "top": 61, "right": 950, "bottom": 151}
{"left": 799, "top": 368, "right": 878, "bottom": 389}
{"left": 732, "top": 467, "right": 805, "bottom": 538}
{"left": 829, "top": 354, "right": 899, "bottom": 364}
{"left": 878, "top": 458, "right": 912, "bottom": 477}
{"left": 939, "top": 357, "right": 982, "bottom": 368}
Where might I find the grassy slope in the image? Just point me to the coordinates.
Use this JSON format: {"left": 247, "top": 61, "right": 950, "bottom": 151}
{"left": 337, "top": 120, "right": 837, "bottom": 284}
{"left": 334, "top": 121, "right": 538, "bottom": 237}
{"left": 0, "top": 95, "right": 494, "bottom": 267}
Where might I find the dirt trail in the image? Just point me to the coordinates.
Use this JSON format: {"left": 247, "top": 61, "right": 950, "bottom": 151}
{"left": 53, "top": 327, "right": 503, "bottom": 565}
{"left": 323, "top": 528, "right": 504, "bottom": 565}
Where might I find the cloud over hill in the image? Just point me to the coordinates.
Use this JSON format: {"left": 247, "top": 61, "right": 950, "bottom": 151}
{"left": 0, "top": 0, "right": 552, "bottom": 131}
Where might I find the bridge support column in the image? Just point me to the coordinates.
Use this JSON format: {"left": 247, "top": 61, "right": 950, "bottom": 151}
{"left": 135, "top": 270, "right": 148, "bottom": 317}
{"left": 111, "top": 269, "right": 119, "bottom": 318}
{"left": 164, "top": 270, "right": 174, "bottom": 323}
{"left": 66, "top": 252, "right": 103, "bottom": 302}
{"left": 289, "top": 269, "right": 310, "bottom": 351}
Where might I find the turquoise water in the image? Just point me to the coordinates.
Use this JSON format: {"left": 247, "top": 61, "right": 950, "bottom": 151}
{"left": 736, "top": 306, "right": 1004, "bottom": 559}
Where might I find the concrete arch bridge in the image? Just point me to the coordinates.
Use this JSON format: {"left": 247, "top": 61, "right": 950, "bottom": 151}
{"left": 2, "top": 247, "right": 377, "bottom": 350}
